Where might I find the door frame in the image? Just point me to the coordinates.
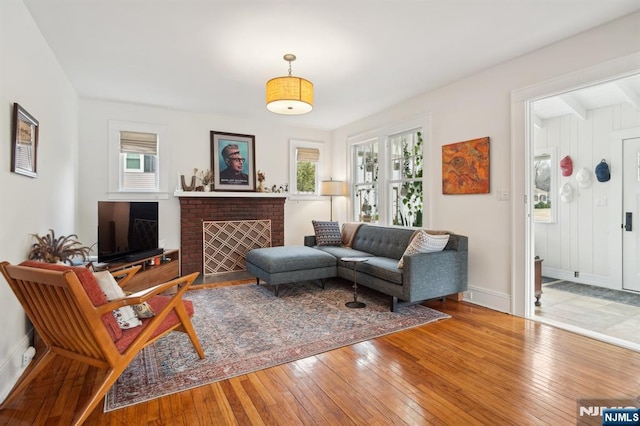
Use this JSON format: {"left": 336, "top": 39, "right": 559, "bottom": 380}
{"left": 511, "top": 53, "right": 640, "bottom": 318}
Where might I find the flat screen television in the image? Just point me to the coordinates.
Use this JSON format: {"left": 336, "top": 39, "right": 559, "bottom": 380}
{"left": 97, "top": 201, "right": 162, "bottom": 263}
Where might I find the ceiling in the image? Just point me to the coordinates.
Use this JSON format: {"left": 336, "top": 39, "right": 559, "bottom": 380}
{"left": 23, "top": 0, "right": 640, "bottom": 130}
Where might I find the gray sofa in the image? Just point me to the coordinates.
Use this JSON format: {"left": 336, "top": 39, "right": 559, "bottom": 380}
{"left": 304, "top": 224, "right": 468, "bottom": 311}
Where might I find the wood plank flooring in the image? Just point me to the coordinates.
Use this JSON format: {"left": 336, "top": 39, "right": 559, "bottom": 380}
{"left": 1, "top": 293, "right": 639, "bottom": 425}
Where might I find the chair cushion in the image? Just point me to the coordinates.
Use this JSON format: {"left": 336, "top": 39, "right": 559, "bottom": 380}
{"left": 19, "top": 261, "right": 123, "bottom": 342}
{"left": 115, "top": 295, "right": 195, "bottom": 354}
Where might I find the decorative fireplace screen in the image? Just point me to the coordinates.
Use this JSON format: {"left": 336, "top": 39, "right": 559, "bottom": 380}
{"left": 202, "top": 220, "right": 271, "bottom": 275}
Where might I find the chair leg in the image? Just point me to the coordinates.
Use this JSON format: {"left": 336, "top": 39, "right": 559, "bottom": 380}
{"left": 71, "top": 367, "right": 122, "bottom": 426}
{"left": 0, "top": 348, "right": 55, "bottom": 410}
{"left": 175, "top": 302, "right": 205, "bottom": 359}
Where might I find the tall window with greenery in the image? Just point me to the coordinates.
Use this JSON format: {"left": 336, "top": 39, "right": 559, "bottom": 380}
{"left": 353, "top": 140, "right": 379, "bottom": 222}
{"left": 389, "top": 130, "right": 423, "bottom": 227}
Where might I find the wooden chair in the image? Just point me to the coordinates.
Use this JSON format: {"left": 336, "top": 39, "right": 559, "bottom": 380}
{"left": 0, "top": 261, "right": 205, "bottom": 425}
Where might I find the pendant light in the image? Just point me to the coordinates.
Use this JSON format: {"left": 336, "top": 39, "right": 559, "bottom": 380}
{"left": 266, "top": 54, "right": 313, "bottom": 115}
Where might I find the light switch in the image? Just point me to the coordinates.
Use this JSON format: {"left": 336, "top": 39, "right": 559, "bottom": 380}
{"left": 497, "top": 188, "right": 510, "bottom": 201}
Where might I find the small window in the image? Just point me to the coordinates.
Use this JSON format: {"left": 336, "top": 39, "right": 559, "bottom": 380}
{"left": 290, "top": 140, "right": 323, "bottom": 196}
{"left": 108, "top": 121, "right": 168, "bottom": 197}
{"left": 119, "top": 131, "right": 158, "bottom": 191}
{"left": 534, "top": 147, "right": 557, "bottom": 223}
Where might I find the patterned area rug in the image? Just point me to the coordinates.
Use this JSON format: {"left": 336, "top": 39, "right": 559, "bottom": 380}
{"left": 545, "top": 281, "right": 640, "bottom": 307}
{"left": 104, "top": 279, "right": 449, "bottom": 411}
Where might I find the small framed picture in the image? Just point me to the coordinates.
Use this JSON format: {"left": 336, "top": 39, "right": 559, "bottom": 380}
{"left": 210, "top": 131, "right": 256, "bottom": 191}
{"left": 11, "top": 103, "right": 39, "bottom": 178}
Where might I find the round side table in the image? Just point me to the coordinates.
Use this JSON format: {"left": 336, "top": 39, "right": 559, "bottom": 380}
{"left": 341, "top": 257, "right": 369, "bottom": 308}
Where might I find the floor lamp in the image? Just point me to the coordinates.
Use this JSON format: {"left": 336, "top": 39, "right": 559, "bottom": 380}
{"left": 320, "top": 180, "right": 347, "bottom": 221}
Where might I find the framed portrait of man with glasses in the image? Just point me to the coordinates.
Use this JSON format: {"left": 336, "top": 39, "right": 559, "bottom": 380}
{"left": 210, "top": 131, "right": 256, "bottom": 191}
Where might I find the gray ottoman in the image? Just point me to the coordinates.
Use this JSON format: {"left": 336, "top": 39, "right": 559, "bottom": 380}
{"left": 246, "top": 246, "right": 337, "bottom": 296}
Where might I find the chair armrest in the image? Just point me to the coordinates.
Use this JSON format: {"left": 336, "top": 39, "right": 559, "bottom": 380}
{"left": 111, "top": 265, "right": 142, "bottom": 288}
{"left": 96, "top": 272, "right": 199, "bottom": 313}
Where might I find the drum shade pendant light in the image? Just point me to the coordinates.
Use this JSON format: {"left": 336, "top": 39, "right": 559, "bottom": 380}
{"left": 266, "top": 54, "right": 313, "bottom": 115}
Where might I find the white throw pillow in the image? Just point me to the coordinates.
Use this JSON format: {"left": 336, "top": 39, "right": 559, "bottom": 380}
{"left": 397, "top": 230, "right": 450, "bottom": 268}
{"left": 94, "top": 271, "right": 142, "bottom": 329}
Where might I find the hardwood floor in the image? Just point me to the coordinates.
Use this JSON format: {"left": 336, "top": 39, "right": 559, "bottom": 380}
{"left": 1, "top": 296, "right": 639, "bottom": 425}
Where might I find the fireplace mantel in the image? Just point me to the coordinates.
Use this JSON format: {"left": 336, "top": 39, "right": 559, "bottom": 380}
{"left": 174, "top": 190, "right": 287, "bottom": 199}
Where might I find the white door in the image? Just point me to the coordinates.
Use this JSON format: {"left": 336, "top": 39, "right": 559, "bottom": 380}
{"left": 623, "top": 137, "right": 640, "bottom": 292}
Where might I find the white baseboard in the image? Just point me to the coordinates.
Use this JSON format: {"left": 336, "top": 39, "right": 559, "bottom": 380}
{"left": 541, "top": 267, "right": 611, "bottom": 288}
{"left": 463, "top": 285, "right": 512, "bottom": 314}
{"left": 0, "top": 333, "right": 33, "bottom": 404}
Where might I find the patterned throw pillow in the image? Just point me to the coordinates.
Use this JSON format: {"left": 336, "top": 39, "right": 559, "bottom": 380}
{"left": 131, "top": 300, "right": 155, "bottom": 318}
{"left": 94, "top": 271, "right": 143, "bottom": 329}
{"left": 397, "top": 230, "right": 450, "bottom": 268}
{"left": 312, "top": 220, "right": 343, "bottom": 246}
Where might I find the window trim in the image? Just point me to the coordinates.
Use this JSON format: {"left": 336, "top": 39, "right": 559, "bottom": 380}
{"left": 289, "top": 139, "right": 324, "bottom": 200}
{"left": 108, "top": 120, "right": 169, "bottom": 199}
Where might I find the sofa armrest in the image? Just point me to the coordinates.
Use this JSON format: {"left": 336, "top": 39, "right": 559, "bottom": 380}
{"left": 304, "top": 235, "right": 317, "bottom": 247}
{"left": 402, "top": 250, "right": 468, "bottom": 301}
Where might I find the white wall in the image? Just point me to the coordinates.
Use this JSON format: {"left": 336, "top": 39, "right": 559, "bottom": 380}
{"left": 534, "top": 103, "right": 640, "bottom": 288}
{"left": 0, "top": 0, "right": 78, "bottom": 402}
{"left": 331, "top": 12, "right": 640, "bottom": 314}
{"left": 76, "top": 100, "right": 333, "bottom": 250}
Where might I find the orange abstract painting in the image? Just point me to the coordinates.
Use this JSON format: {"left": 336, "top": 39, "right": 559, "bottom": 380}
{"left": 442, "top": 137, "right": 490, "bottom": 194}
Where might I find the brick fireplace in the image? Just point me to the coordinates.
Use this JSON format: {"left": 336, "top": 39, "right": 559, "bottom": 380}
{"left": 178, "top": 194, "right": 286, "bottom": 275}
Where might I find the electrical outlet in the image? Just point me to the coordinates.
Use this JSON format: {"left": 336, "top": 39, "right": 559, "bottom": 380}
{"left": 464, "top": 291, "right": 473, "bottom": 300}
{"left": 574, "top": 271, "right": 579, "bottom": 278}
{"left": 22, "top": 346, "right": 36, "bottom": 367}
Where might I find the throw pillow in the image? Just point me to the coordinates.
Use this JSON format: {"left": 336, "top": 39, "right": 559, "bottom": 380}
{"left": 397, "top": 230, "right": 450, "bottom": 268}
{"left": 126, "top": 295, "right": 155, "bottom": 319}
{"left": 312, "top": 220, "right": 343, "bottom": 246}
{"left": 94, "top": 271, "right": 142, "bottom": 329}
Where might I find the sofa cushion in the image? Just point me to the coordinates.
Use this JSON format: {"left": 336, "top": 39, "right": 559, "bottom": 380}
{"left": 312, "top": 220, "right": 343, "bottom": 246}
{"left": 398, "top": 230, "right": 450, "bottom": 268}
{"left": 341, "top": 256, "right": 403, "bottom": 285}
{"left": 247, "top": 246, "right": 336, "bottom": 273}
{"left": 351, "top": 225, "right": 415, "bottom": 259}
{"left": 19, "top": 261, "right": 123, "bottom": 342}
{"left": 313, "top": 245, "right": 374, "bottom": 259}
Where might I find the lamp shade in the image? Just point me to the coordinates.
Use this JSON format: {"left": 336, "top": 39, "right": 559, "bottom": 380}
{"left": 320, "top": 180, "right": 347, "bottom": 196}
{"left": 266, "top": 76, "right": 314, "bottom": 115}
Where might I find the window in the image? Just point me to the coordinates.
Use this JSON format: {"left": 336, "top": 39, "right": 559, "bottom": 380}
{"left": 389, "top": 130, "right": 423, "bottom": 227}
{"left": 108, "top": 121, "right": 168, "bottom": 197}
{"left": 353, "top": 139, "right": 379, "bottom": 222}
{"left": 119, "top": 130, "right": 158, "bottom": 191}
{"left": 533, "top": 147, "right": 557, "bottom": 223}
{"left": 349, "top": 116, "right": 427, "bottom": 226}
{"left": 290, "top": 140, "right": 323, "bottom": 196}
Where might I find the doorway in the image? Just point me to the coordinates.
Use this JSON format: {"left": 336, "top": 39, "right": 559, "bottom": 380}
{"left": 528, "top": 75, "right": 640, "bottom": 349}
{"left": 623, "top": 137, "right": 640, "bottom": 292}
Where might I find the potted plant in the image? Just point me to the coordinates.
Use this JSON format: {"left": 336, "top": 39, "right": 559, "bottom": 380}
{"left": 28, "top": 229, "right": 93, "bottom": 264}
{"left": 195, "top": 168, "right": 213, "bottom": 191}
